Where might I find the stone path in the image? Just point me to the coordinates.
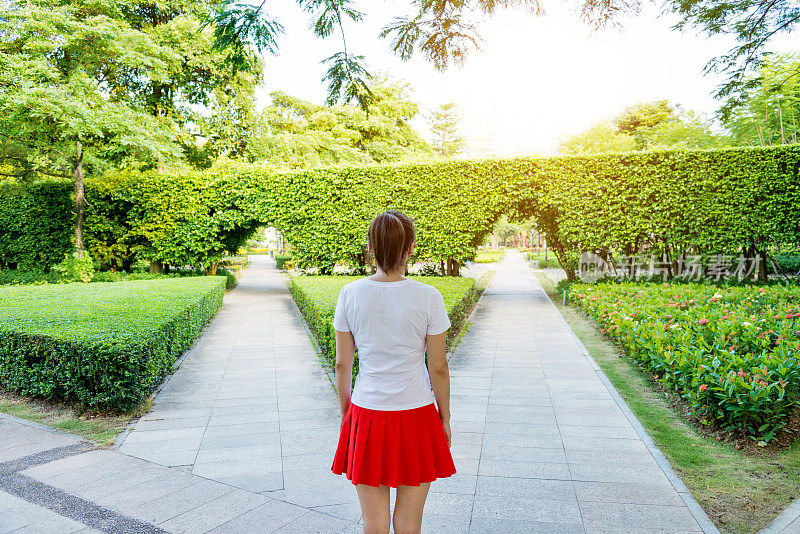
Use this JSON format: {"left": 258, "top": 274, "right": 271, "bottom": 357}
{"left": 1, "top": 252, "right": 720, "bottom": 533}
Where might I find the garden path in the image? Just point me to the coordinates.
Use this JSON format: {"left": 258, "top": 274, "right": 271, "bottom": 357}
{"left": 2, "top": 253, "right": 719, "bottom": 533}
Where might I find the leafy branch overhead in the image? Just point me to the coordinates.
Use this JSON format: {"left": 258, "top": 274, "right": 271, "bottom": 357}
{"left": 206, "top": 0, "right": 616, "bottom": 110}
{"left": 668, "top": 0, "right": 800, "bottom": 118}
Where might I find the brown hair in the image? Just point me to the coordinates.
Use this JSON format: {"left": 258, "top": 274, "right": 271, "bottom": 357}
{"left": 367, "top": 210, "right": 415, "bottom": 273}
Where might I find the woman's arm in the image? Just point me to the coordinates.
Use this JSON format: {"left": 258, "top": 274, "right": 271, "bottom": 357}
{"left": 334, "top": 329, "right": 356, "bottom": 426}
{"left": 426, "top": 331, "right": 451, "bottom": 447}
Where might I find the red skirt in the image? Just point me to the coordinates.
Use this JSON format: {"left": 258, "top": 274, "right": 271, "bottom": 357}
{"left": 331, "top": 402, "right": 456, "bottom": 487}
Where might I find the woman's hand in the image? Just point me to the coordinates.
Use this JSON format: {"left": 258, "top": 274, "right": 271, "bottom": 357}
{"left": 441, "top": 417, "right": 452, "bottom": 448}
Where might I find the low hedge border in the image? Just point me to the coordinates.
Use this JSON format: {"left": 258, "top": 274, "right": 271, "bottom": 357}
{"left": 289, "top": 275, "right": 478, "bottom": 375}
{"left": 0, "top": 277, "right": 226, "bottom": 412}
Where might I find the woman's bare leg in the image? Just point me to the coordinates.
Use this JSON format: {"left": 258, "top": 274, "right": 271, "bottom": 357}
{"left": 356, "top": 484, "right": 390, "bottom": 534}
{"left": 393, "top": 483, "right": 431, "bottom": 534}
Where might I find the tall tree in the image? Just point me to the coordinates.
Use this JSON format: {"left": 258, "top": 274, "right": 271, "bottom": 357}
{"left": 560, "top": 101, "right": 727, "bottom": 154}
{"left": 724, "top": 54, "right": 800, "bottom": 146}
{"left": 97, "top": 0, "right": 263, "bottom": 169}
{"left": 668, "top": 0, "right": 800, "bottom": 117}
{"left": 0, "top": 2, "right": 179, "bottom": 255}
{"left": 429, "top": 103, "right": 465, "bottom": 157}
{"left": 247, "top": 78, "right": 433, "bottom": 168}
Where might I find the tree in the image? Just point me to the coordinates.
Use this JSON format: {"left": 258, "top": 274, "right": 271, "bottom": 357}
{"left": 0, "top": 2, "right": 179, "bottom": 256}
{"left": 429, "top": 103, "right": 465, "bottom": 157}
{"left": 94, "top": 0, "right": 263, "bottom": 169}
{"left": 246, "top": 78, "right": 434, "bottom": 168}
{"left": 560, "top": 100, "right": 727, "bottom": 154}
{"left": 559, "top": 122, "right": 637, "bottom": 154}
{"left": 724, "top": 54, "right": 800, "bottom": 146}
{"left": 667, "top": 0, "right": 800, "bottom": 117}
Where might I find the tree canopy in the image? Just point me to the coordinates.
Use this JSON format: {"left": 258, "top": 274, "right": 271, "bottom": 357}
{"left": 429, "top": 103, "right": 465, "bottom": 157}
{"left": 724, "top": 54, "right": 800, "bottom": 146}
{"left": 560, "top": 100, "right": 728, "bottom": 154}
{"left": 668, "top": 0, "right": 800, "bottom": 116}
{"left": 246, "top": 79, "right": 434, "bottom": 169}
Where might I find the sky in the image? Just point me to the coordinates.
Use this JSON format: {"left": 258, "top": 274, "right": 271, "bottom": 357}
{"left": 254, "top": 1, "right": 799, "bottom": 157}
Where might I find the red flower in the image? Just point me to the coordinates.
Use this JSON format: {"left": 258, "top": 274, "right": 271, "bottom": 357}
{"left": 737, "top": 369, "right": 745, "bottom": 377}
{"left": 698, "top": 318, "right": 709, "bottom": 325}
{"left": 721, "top": 315, "right": 729, "bottom": 320}
{"left": 786, "top": 314, "right": 793, "bottom": 319}
{"left": 699, "top": 384, "right": 708, "bottom": 392}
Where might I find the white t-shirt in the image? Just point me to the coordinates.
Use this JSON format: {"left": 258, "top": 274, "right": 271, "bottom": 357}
{"left": 332, "top": 277, "right": 451, "bottom": 411}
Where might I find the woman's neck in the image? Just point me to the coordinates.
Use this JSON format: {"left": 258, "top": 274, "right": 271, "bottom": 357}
{"left": 370, "top": 267, "right": 407, "bottom": 282}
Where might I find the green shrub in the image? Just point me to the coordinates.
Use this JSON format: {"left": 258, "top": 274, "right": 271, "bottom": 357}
{"left": 770, "top": 254, "right": 800, "bottom": 275}
{"left": 289, "top": 276, "right": 478, "bottom": 374}
{"left": 52, "top": 252, "right": 95, "bottom": 283}
{"left": 571, "top": 282, "right": 800, "bottom": 441}
{"left": 0, "top": 277, "right": 225, "bottom": 411}
{"left": 474, "top": 249, "right": 505, "bottom": 263}
{"left": 275, "top": 254, "right": 293, "bottom": 270}
{"left": 526, "top": 251, "right": 561, "bottom": 269}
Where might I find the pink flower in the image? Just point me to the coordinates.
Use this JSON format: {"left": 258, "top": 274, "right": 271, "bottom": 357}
{"left": 699, "top": 384, "right": 708, "bottom": 392}
{"left": 698, "top": 318, "right": 709, "bottom": 325}
{"left": 721, "top": 315, "right": 729, "bottom": 320}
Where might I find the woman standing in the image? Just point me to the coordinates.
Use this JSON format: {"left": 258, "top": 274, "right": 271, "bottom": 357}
{"left": 331, "top": 210, "right": 456, "bottom": 534}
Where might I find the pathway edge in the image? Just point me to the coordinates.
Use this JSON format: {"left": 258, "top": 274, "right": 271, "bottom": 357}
{"left": 531, "top": 270, "right": 721, "bottom": 534}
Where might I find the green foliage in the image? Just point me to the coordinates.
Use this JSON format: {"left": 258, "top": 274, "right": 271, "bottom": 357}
{"left": 0, "top": 1, "right": 179, "bottom": 180}
{"left": 0, "top": 277, "right": 225, "bottom": 411}
{"left": 559, "top": 122, "right": 637, "bottom": 155}
{"left": 429, "top": 103, "right": 464, "bottom": 157}
{"left": 474, "top": 249, "right": 505, "bottom": 263}
{"left": 247, "top": 79, "right": 433, "bottom": 169}
{"left": 275, "top": 254, "right": 293, "bottom": 270}
{"left": 52, "top": 253, "right": 95, "bottom": 283}
{"left": 560, "top": 101, "right": 727, "bottom": 154}
{"left": 668, "top": 0, "right": 800, "bottom": 112}
{"left": 288, "top": 275, "right": 478, "bottom": 374}
{"left": 724, "top": 54, "right": 800, "bottom": 147}
{"left": 571, "top": 282, "right": 800, "bottom": 440}
{"left": 4, "top": 145, "right": 800, "bottom": 280}
{"left": 0, "top": 181, "right": 73, "bottom": 270}
{"left": 526, "top": 251, "right": 561, "bottom": 269}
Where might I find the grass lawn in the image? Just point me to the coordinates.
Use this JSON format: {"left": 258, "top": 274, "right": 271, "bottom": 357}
{"left": 535, "top": 271, "right": 800, "bottom": 534}
{"left": 0, "top": 391, "right": 150, "bottom": 446}
{"left": 0, "top": 277, "right": 225, "bottom": 411}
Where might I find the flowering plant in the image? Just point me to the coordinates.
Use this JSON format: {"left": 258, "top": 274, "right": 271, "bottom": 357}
{"left": 572, "top": 282, "right": 800, "bottom": 441}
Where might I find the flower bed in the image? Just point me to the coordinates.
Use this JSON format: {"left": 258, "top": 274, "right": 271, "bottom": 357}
{"left": 570, "top": 282, "right": 800, "bottom": 441}
{"left": 289, "top": 276, "right": 478, "bottom": 374}
{"left": 0, "top": 277, "right": 225, "bottom": 411}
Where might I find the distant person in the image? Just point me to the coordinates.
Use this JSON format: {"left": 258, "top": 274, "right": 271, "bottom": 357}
{"left": 331, "top": 209, "right": 456, "bottom": 534}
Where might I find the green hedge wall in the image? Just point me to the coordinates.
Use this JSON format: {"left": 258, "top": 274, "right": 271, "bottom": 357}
{"left": 0, "top": 277, "right": 225, "bottom": 411}
{"left": 2, "top": 146, "right": 800, "bottom": 275}
{"left": 0, "top": 181, "right": 73, "bottom": 270}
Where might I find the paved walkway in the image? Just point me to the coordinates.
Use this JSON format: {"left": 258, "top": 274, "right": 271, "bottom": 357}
{"left": 1, "top": 253, "right": 719, "bottom": 533}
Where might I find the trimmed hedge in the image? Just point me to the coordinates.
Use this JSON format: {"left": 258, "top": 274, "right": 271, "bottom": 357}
{"left": 3, "top": 146, "right": 800, "bottom": 276}
{"left": 275, "top": 254, "right": 292, "bottom": 270}
{"left": 571, "top": 282, "right": 800, "bottom": 440}
{"left": 0, "top": 267, "right": 238, "bottom": 290}
{"left": 475, "top": 249, "right": 505, "bottom": 263}
{"left": 0, "top": 277, "right": 225, "bottom": 411}
{"left": 289, "top": 276, "right": 478, "bottom": 373}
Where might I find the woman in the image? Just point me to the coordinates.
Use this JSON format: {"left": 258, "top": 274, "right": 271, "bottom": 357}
{"left": 331, "top": 209, "right": 456, "bottom": 534}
